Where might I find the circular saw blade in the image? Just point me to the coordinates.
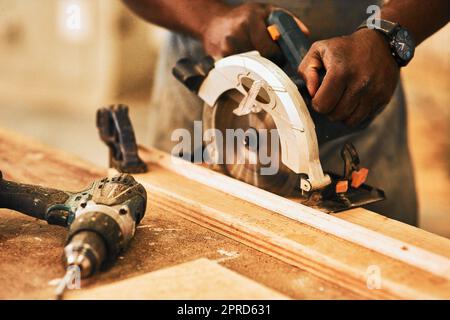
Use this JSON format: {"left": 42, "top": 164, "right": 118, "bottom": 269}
{"left": 203, "top": 92, "right": 299, "bottom": 196}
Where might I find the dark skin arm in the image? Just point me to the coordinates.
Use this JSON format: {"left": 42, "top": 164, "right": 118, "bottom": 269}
{"left": 123, "top": 0, "right": 449, "bottom": 126}
{"left": 299, "top": 0, "right": 450, "bottom": 126}
{"left": 122, "top": 0, "right": 283, "bottom": 59}
{"left": 121, "top": 0, "right": 229, "bottom": 40}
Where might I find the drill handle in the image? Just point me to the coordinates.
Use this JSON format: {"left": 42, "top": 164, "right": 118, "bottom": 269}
{"left": 0, "top": 172, "right": 70, "bottom": 222}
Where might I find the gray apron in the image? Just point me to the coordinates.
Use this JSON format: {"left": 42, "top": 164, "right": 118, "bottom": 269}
{"left": 147, "top": 0, "right": 418, "bottom": 225}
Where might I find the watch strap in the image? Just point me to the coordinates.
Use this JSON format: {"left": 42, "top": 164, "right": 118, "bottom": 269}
{"left": 357, "top": 19, "right": 414, "bottom": 67}
{"left": 357, "top": 19, "right": 399, "bottom": 37}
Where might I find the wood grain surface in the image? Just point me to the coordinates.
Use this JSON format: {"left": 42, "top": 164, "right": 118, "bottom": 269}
{"left": 135, "top": 147, "right": 450, "bottom": 299}
{"left": 68, "top": 258, "right": 289, "bottom": 300}
{"left": 0, "top": 128, "right": 357, "bottom": 300}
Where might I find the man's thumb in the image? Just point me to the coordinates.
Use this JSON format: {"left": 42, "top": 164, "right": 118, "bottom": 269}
{"left": 298, "top": 50, "right": 323, "bottom": 97}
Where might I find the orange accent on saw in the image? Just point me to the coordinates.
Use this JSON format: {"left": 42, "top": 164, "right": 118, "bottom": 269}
{"left": 335, "top": 180, "right": 349, "bottom": 194}
{"left": 351, "top": 168, "right": 369, "bottom": 189}
{"left": 267, "top": 25, "right": 281, "bottom": 41}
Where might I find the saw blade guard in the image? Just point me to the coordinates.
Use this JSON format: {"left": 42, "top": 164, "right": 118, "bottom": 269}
{"left": 198, "top": 52, "right": 331, "bottom": 191}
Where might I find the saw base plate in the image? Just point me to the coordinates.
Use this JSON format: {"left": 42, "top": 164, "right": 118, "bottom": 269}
{"left": 206, "top": 162, "right": 385, "bottom": 213}
{"left": 294, "top": 181, "right": 385, "bottom": 213}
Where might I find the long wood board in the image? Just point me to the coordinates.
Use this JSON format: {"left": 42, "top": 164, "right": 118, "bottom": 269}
{"left": 135, "top": 147, "right": 450, "bottom": 299}
{"left": 1, "top": 127, "right": 448, "bottom": 299}
{"left": 68, "top": 258, "right": 289, "bottom": 300}
{"left": 0, "top": 128, "right": 360, "bottom": 299}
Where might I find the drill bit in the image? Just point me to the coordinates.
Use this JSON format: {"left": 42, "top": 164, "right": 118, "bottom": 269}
{"left": 55, "top": 266, "right": 79, "bottom": 300}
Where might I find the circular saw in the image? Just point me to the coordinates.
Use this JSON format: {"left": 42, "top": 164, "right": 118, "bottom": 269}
{"left": 172, "top": 10, "right": 384, "bottom": 212}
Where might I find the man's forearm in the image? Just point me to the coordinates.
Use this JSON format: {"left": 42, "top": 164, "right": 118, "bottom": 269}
{"left": 382, "top": 0, "right": 449, "bottom": 45}
{"left": 122, "top": 0, "right": 230, "bottom": 39}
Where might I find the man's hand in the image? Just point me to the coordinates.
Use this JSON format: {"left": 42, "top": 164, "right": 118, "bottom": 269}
{"left": 201, "top": 3, "right": 280, "bottom": 59}
{"left": 123, "top": 0, "right": 449, "bottom": 127}
{"left": 299, "top": 29, "right": 400, "bottom": 127}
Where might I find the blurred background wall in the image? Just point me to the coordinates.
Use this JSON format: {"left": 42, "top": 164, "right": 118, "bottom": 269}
{"left": 0, "top": 0, "right": 448, "bottom": 237}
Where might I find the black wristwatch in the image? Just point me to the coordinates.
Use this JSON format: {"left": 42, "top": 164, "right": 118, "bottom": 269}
{"left": 358, "top": 19, "right": 415, "bottom": 67}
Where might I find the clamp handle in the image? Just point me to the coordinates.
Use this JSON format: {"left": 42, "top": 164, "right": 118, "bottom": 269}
{"left": 267, "top": 10, "right": 311, "bottom": 75}
{"left": 97, "top": 105, "right": 148, "bottom": 174}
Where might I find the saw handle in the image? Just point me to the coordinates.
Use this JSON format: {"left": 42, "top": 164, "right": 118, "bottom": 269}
{"left": 267, "top": 10, "right": 373, "bottom": 140}
{"left": 267, "top": 10, "right": 311, "bottom": 74}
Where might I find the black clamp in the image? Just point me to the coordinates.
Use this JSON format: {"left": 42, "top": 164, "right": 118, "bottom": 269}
{"left": 96, "top": 104, "right": 148, "bottom": 174}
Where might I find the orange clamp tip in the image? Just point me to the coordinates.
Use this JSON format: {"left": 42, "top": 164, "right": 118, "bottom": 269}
{"left": 351, "top": 168, "right": 369, "bottom": 189}
{"left": 267, "top": 25, "right": 281, "bottom": 41}
{"left": 336, "top": 180, "right": 349, "bottom": 194}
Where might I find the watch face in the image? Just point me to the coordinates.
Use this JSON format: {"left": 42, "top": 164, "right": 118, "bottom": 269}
{"left": 393, "top": 28, "right": 415, "bottom": 62}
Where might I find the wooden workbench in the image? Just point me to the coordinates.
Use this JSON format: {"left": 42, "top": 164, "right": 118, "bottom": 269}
{"left": 0, "top": 128, "right": 449, "bottom": 299}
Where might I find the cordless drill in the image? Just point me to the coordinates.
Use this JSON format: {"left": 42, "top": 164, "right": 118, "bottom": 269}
{"left": 0, "top": 171, "right": 147, "bottom": 298}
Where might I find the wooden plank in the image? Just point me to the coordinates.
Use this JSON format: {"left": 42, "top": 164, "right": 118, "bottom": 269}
{"left": 0, "top": 129, "right": 105, "bottom": 188}
{"left": 0, "top": 128, "right": 358, "bottom": 300}
{"left": 135, "top": 147, "right": 450, "bottom": 299}
{"left": 68, "top": 258, "right": 289, "bottom": 300}
{"left": 335, "top": 208, "right": 450, "bottom": 259}
{"left": 137, "top": 147, "right": 450, "bottom": 280}
{"left": 1, "top": 128, "right": 448, "bottom": 299}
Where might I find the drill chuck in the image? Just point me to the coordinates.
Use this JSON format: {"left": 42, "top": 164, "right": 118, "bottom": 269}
{"left": 64, "top": 231, "right": 107, "bottom": 278}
